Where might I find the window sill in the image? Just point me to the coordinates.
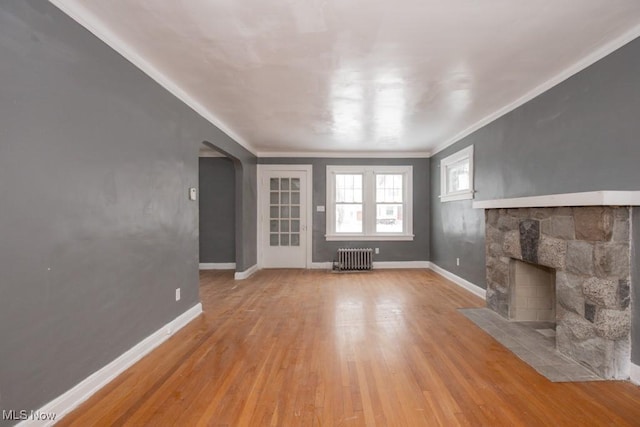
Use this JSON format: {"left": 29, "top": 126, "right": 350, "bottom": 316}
{"left": 440, "top": 191, "right": 474, "bottom": 202}
{"left": 325, "top": 234, "right": 414, "bottom": 241}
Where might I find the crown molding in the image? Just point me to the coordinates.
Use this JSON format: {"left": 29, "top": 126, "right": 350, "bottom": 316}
{"left": 431, "top": 22, "right": 640, "bottom": 156}
{"left": 49, "top": 0, "right": 258, "bottom": 157}
{"left": 257, "top": 151, "right": 431, "bottom": 159}
{"left": 49, "top": 1, "right": 640, "bottom": 160}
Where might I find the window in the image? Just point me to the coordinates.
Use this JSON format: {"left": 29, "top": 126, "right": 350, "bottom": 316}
{"left": 440, "top": 145, "right": 474, "bottom": 202}
{"left": 326, "top": 165, "right": 413, "bottom": 241}
{"left": 335, "top": 174, "right": 363, "bottom": 233}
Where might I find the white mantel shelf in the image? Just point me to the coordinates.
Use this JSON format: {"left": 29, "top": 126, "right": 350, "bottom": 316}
{"left": 472, "top": 191, "right": 640, "bottom": 209}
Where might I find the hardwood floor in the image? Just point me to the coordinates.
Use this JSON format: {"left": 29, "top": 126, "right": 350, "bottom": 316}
{"left": 59, "top": 269, "right": 640, "bottom": 426}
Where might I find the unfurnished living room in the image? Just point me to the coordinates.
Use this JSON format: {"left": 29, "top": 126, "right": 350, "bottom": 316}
{"left": 2, "top": 1, "right": 640, "bottom": 426}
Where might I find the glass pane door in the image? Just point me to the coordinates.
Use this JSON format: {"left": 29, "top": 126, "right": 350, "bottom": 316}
{"left": 269, "top": 177, "right": 301, "bottom": 247}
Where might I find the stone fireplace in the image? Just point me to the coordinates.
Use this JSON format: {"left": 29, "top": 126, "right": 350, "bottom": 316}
{"left": 484, "top": 205, "right": 631, "bottom": 379}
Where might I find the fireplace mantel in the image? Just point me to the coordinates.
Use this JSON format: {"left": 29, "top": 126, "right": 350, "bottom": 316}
{"left": 472, "top": 191, "right": 640, "bottom": 209}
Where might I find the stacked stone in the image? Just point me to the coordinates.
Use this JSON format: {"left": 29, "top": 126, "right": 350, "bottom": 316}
{"left": 484, "top": 206, "right": 631, "bottom": 379}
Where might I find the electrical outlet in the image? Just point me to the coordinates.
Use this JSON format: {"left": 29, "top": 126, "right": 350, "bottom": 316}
{"left": 375, "top": 248, "right": 380, "bottom": 254}
{"left": 456, "top": 258, "right": 460, "bottom": 266}
{"left": 175, "top": 288, "right": 181, "bottom": 301}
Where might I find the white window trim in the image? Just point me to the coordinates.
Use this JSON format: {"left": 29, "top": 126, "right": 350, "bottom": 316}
{"left": 440, "top": 145, "right": 474, "bottom": 202}
{"left": 326, "top": 165, "right": 414, "bottom": 241}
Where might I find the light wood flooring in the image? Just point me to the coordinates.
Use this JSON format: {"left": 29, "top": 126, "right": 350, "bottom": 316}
{"left": 59, "top": 269, "right": 640, "bottom": 426}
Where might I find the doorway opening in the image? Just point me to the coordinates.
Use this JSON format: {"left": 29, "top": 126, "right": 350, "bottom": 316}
{"left": 198, "top": 143, "right": 236, "bottom": 271}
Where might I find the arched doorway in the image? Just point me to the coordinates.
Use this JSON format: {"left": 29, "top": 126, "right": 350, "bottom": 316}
{"left": 198, "top": 144, "right": 236, "bottom": 270}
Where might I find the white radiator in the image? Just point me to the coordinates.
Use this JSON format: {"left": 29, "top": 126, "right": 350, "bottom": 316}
{"left": 335, "top": 248, "right": 373, "bottom": 271}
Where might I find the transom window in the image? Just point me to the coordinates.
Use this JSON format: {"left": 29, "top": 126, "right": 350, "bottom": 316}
{"left": 326, "top": 165, "right": 413, "bottom": 241}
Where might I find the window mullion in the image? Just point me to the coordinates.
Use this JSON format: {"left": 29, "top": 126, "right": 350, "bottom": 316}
{"left": 402, "top": 172, "right": 408, "bottom": 234}
{"left": 328, "top": 171, "right": 336, "bottom": 235}
{"left": 359, "top": 172, "right": 366, "bottom": 235}
{"left": 364, "top": 170, "right": 375, "bottom": 235}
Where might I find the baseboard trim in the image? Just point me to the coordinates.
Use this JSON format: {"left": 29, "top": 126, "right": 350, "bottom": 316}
{"left": 199, "top": 262, "right": 236, "bottom": 270}
{"left": 373, "top": 261, "right": 430, "bottom": 269}
{"left": 20, "top": 303, "right": 203, "bottom": 427}
{"left": 428, "top": 262, "right": 487, "bottom": 300}
{"left": 234, "top": 264, "right": 259, "bottom": 280}
{"left": 310, "top": 262, "right": 333, "bottom": 269}
{"left": 631, "top": 362, "right": 640, "bottom": 386}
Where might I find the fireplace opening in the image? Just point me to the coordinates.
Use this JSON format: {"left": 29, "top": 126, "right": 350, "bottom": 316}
{"left": 509, "top": 259, "right": 556, "bottom": 324}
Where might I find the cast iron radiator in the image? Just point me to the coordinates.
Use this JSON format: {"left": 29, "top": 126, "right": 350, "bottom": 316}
{"left": 333, "top": 248, "right": 373, "bottom": 271}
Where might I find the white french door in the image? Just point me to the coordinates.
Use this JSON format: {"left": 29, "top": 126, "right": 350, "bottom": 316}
{"left": 259, "top": 165, "right": 312, "bottom": 268}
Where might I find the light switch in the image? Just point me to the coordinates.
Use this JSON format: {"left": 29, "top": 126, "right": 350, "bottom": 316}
{"left": 189, "top": 188, "right": 197, "bottom": 201}
{"left": 317, "top": 205, "right": 325, "bottom": 212}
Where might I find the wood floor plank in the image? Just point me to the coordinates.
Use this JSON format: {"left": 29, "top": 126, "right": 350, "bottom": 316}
{"left": 58, "top": 269, "right": 640, "bottom": 426}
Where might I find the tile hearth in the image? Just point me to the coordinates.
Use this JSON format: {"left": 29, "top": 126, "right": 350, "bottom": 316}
{"left": 460, "top": 308, "right": 603, "bottom": 382}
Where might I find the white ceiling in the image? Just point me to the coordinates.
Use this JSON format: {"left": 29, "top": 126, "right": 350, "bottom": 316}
{"left": 53, "top": 0, "right": 640, "bottom": 156}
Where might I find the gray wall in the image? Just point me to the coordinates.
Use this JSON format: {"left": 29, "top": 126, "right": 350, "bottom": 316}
{"left": 0, "top": 1, "right": 255, "bottom": 421}
{"left": 632, "top": 208, "right": 640, "bottom": 363}
{"left": 259, "top": 158, "right": 430, "bottom": 262}
{"left": 199, "top": 157, "right": 235, "bottom": 264}
{"left": 237, "top": 159, "right": 258, "bottom": 270}
{"left": 429, "top": 37, "right": 640, "bottom": 364}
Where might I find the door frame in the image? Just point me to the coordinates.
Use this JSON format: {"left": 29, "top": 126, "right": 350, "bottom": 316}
{"left": 257, "top": 164, "right": 313, "bottom": 269}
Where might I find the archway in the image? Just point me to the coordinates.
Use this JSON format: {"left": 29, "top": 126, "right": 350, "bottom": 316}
{"left": 199, "top": 141, "right": 252, "bottom": 277}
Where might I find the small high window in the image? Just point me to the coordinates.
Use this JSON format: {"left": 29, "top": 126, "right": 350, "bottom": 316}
{"left": 440, "top": 145, "right": 474, "bottom": 202}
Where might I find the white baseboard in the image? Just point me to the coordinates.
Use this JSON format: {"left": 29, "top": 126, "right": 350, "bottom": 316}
{"left": 234, "top": 264, "right": 258, "bottom": 280}
{"left": 19, "top": 303, "right": 203, "bottom": 427}
{"left": 631, "top": 362, "right": 640, "bottom": 386}
{"left": 199, "top": 262, "right": 236, "bottom": 270}
{"left": 373, "top": 261, "right": 430, "bottom": 269}
{"left": 310, "top": 262, "right": 332, "bottom": 269}
{"left": 428, "top": 262, "right": 486, "bottom": 300}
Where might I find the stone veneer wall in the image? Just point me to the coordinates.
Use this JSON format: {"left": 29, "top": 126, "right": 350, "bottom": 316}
{"left": 485, "top": 207, "right": 631, "bottom": 379}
